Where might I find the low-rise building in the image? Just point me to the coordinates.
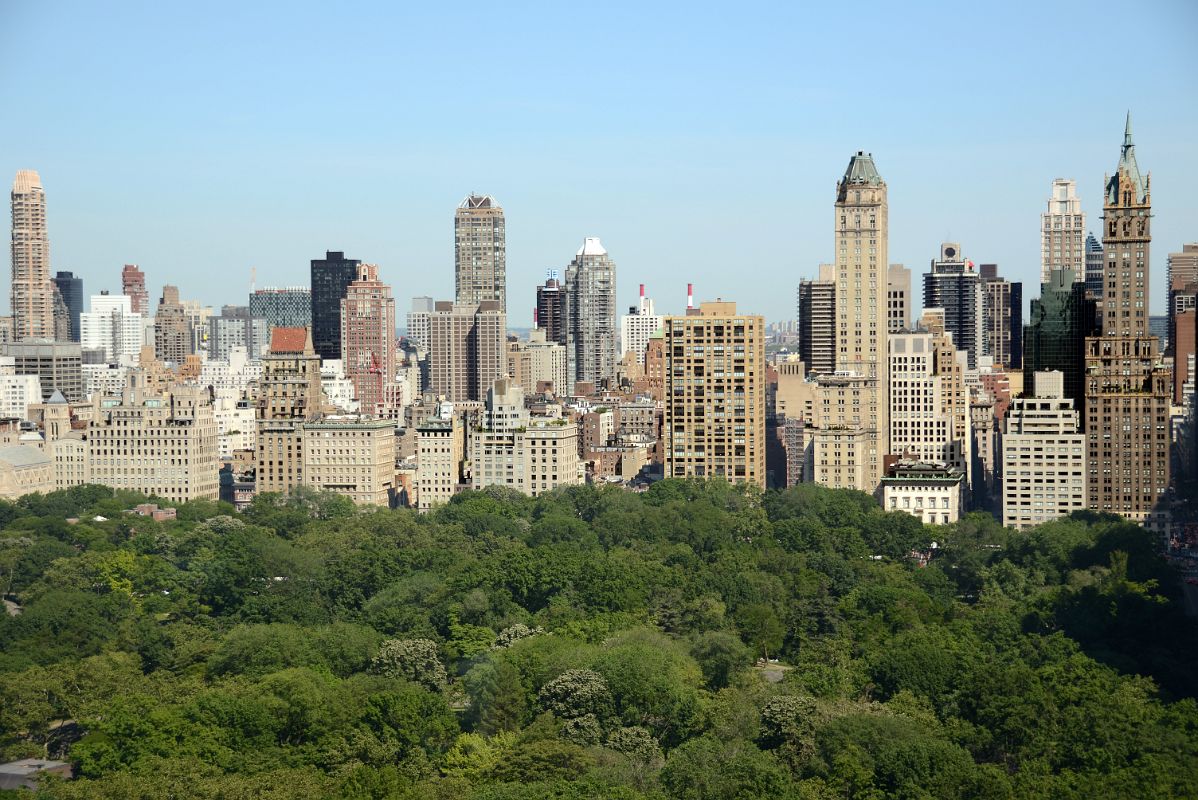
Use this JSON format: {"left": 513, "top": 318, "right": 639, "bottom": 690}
{"left": 881, "top": 460, "right": 965, "bottom": 526}
{"left": 0, "top": 445, "right": 54, "bottom": 499}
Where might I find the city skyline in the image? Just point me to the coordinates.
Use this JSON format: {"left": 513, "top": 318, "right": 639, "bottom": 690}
{"left": 2, "top": 3, "right": 1195, "bottom": 323}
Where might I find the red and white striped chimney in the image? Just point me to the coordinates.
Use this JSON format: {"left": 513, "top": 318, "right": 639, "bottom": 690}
{"left": 687, "top": 283, "right": 694, "bottom": 310}
{"left": 639, "top": 283, "right": 645, "bottom": 298}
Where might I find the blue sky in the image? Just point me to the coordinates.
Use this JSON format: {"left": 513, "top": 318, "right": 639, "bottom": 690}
{"left": 2, "top": 1, "right": 1195, "bottom": 323}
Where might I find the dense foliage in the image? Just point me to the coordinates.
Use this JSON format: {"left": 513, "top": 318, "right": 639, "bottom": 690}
{"left": 1, "top": 481, "right": 1196, "bottom": 799}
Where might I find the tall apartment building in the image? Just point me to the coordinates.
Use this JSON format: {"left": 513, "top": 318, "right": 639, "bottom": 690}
{"left": 88, "top": 379, "right": 220, "bottom": 502}
{"left": 2, "top": 340, "right": 83, "bottom": 402}
{"left": 1174, "top": 291, "right": 1197, "bottom": 407}
{"left": 428, "top": 301, "right": 505, "bottom": 402}
{"left": 663, "top": 301, "right": 765, "bottom": 487}
{"left": 340, "top": 263, "right": 396, "bottom": 414}
{"left": 507, "top": 328, "right": 567, "bottom": 394}
{"left": 154, "top": 285, "right": 191, "bottom": 364}
{"left": 887, "top": 263, "right": 911, "bottom": 333}
{"left": 469, "top": 377, "right": 582, "bottom": 496}
{"left": 1040, "top": 178, "right": 1086, "bottom": 285}
{"left": 1024, "top": 268, "right": 1093, "bottom": 410}
{"left": 536, "top": 273, "right": 566, "bottom": 345}
{"left": 620, "top": 284, "right": 662, "bottom": 364}
{"left": 416, "top": 402, "right": 464, "bottom": 511}
{"left": 1001, "top": 371, "right": 1087, "bottom": 530}
{"left": 310, "top": 250, "right": 361, "bottom": 361}
{"left": 565, "top": 238, "right": 617, "bottom": 389}
{"left": 250, "top": 287, "right": 312, "bottom": 331}
{"left": 923, "top": 243, "right": 984, "bottom": 369}
{"left": 52, "top": 272, "right": 83, "bottom": 342}
{"left": 455, "top": 194, "right": 506, "bottom": 312}
{"left": 1084, "top": 234, "right": 1105, "bottom": 301}
{"left": 888, "top": 329, "right": 970, "bottom": 476}
{"left": 302, "top": 417, "right": 396, "bottom": 506}
{"left": 1166, "top": 245, "right": 1198, "bottom": 387}
{"left": 256, "top": 327, "right": 324, "bottom": 494}
{"left": 208, "top": 306, "right": 269, "bottom": 361}
{"left": 1084, "top": 114, "right": 1171, "bottom": 526}
{"left": 980, "top": 264, "right": 1023, "bottom": 368}
{"left": 804, "top": 152, "right": 890, "bottom": 494}
{"left": 406, "top": 296, "right": 435, "bottom": 350}
{"left": 797, "top": 264, "right": 836, "bottom": 375}
{"left": 121, "top": 264, "right": 149, "bottom": 315}
{"left": 10, "top": 171, "right": 56, "bottom": 341}
{"left": 81, "top": 293, "right": 143, "bottom": 364}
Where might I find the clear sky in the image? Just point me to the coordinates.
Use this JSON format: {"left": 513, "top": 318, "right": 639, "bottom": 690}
{"left": 2, "top": 1, "right": 1196, "bottom": 324}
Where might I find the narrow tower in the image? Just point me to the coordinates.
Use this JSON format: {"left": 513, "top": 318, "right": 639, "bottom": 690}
{"left": 10, "top": 170, "right": 56, "bottom": 341}
{"left": 455, "top": 194, "right": 506, "bottom": 313}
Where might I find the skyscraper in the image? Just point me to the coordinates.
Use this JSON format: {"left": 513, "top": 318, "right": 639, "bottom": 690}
{"left": 154, "top": 285, "right": 192, "bottom": 364}
{"left": 10, "top": 171, "right": 56, "bottom": 341}
{"left": 923, "top": 243, "right": 985, "bottom": 369}
{"left": 663, "top": 301, "right": 765, "bottom": 487}
{"left": 805, "top": 151, "right": 890, "bottom": 493}
{"left": 1024, "top": 268, "right": 1093, "bottom": 410}
{"left": 565, "top": 238, "right": 617, "bottom": 388}
{"left": 1084, "top": 114, "right": 1171, "bottom": 526}
{"left": 310, "top": 250, "right": 361, "bottom": 361}
{"left": 888, "top": 328, "right": 970, "bottom": 475}
{"left": 428, "top": 301, "right": 506, "bottom": 402}
{"left": 798, "top": 265, "right": 836, "bottom": 375}
{"left": 81, "top": 293, "right": 143, "bottom": 364}
{"left": 121, "top": 264, "right": 149, "bottom": 315}
{"left": 455, "top": 194, "right": 506, "bottom": 312}
{"left": 257, "top": 327, "right": 324, "bottom": 495}
{"left": 1166, "top": 244, "right": 1198, "bottom": 359}
{"left": 52, "top": 271, "right": 83, "bottom": 342}
{"left": 1084, "top": 234, "right": 1105, "bottom": 301}
{"left": 1040, "top": 178, "right": 1086, "bottom": 285}
{"left": 620, "top": 284, "right": 662, "bottom": 364}
{"left": 208, "top": 306, "right": 269, "bottom": 361}
{"left": 980, "top": 264, "right": 1023, "bottom": 369}
{"left": 250, "top": 287, "right": 312, "bottom": 331}
{"left": 340, "top": 263, "right": 396, "bottom": 414}
{"left": 536, "top": 273, "right": 566, "bottom": 345}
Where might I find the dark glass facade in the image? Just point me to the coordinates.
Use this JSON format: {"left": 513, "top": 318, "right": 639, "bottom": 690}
{"left": 310, "top": 250, "right": 360, "bottom": 361}
{"left": 53, "top": 271, "right": 83, "bottom": 342}
{"left": 1023, "top": 268, "right": 1095, "bottom": 408}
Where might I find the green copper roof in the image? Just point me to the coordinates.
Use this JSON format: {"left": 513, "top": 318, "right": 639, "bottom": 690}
{"left": 1106, "top": 112, "right": 1148, "bottom": 205}
{"left": 841, "top": 151, "right": 882, "bottom": 186}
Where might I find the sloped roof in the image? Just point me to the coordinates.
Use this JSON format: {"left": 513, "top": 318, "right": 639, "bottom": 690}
{"left": 1106, "top": 112, "right": 1148, "bottom": 205}
{"left": 270, "top": 327, "right": 310, "bottom": 354}
{"left": 0, "top": 445, "right": 51, "bottom": 468}
{"left": 47, "top": 390, "right": 68, "bottom": 404}
{"left": 841, "top": 151, "right": 882, "bottom": 186}
{"left": 576, "top": 237, "right": 607, "bottom": 257}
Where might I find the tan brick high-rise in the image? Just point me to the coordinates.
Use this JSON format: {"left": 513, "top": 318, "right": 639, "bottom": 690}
{"left": 663, "top": 301, "right": 765, "bottom": 487}
{"left": 806, "top": 152, "right": 889, "bottom": 494}
{"left": 1084, "top": 114, "right": 1171, "bottom": 526}
{"left": 10, "top": 171, "right": 56, "bottom": 341}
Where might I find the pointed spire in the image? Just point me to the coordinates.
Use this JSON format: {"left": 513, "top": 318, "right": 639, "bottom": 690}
{"left": 1123, "top": 111, "right": 1133, "bottom": 149}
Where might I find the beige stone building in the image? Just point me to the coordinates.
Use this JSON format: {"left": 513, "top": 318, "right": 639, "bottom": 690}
{"left": 302, "top": 417, "right": 396, "bottom": 506}
{"left": 10, "top": 171, "right": 56, "bottom": 342}
{"left": 87, "top": 379, "right": 220, "bottom": 502}
{"left": 468, "top": 378, "right": 582, "bottom": 496}
{"left": 0, "top": 445, "right": 54, "bottom": 499}
{"left": 256, "top": 327, "right": 323, "bottom": 495}
{"left": 154, "top": 285, "right": 192, "bottom": 365}
{"left": 881, "top": 461, "right": 964, "bottom": 526}
{"left": 507, "top": 328, "right": 567, "bottom": 395}
{"left": 887, "top": 264, "right": 911, "bottom": 333}
{"left": 888, "top": 329, "right": 971, "bottom": 478}
{"left": 663, "top": 301, "right": 766, "bottom": 487}
{"left": 1002, "top": 371, "right": 1087, "bottom": 530}
{"left": 455, "top": 194, "right": 506, "bottom": 313}
{"left": 1041, "top": 178, "right": 1086, "bottom": 286}
{"left": 804, "top": 152, "right": 890, "bottom": 495}
{"left": 415, "top": 403, "right": 465, "bottom": 511}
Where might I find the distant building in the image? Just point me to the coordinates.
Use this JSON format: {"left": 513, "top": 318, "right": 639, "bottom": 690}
{"left": 507, "top": 328, "right": 567, "bottom": 395}
{"left": 428, "top": 301, "right": 505, "bottom": 402}
{"left": 416, "top": 402, "right": 464, "bottom": 511}
{"left": 81, "top": 293, "right": 143, "bottom": 365}
{"left": 1084, "top": 234, "right": 1104, "bottom": 301}
{"left": 406, "top": 296, "right": 435, "bottom": 350}
{"left": 208, "top": 306, "right": 269, "bottom": 361}
{"left": 1001, "top": 371, "right": 1087, "bottom": 530}
{"left": 154, "top": 285, "right": 191, "bottom": 364}
{"left": 887, "top": 263, "right": 911, "bottom": 333}
{"left": 888, "top": 328, "right": 971, "bottom": 477}
{"left": 980, "top": 264, "right": 1023, "bottom": 368}
{"left": 1024, "top": 268, "right": 1093, "bottom": 411}
{"left": 10, "top": 171, "right": 56, "bottom": 341}
{"left": 122, "top": 264, "right": 149, "bottom": 314}
{"left": 620, "top": 284, "right": 662, "bottom": 364}
{"left": 256, "top": 327, "right": 324, "bottom": 495}
{"left": 455, "top": 194, "right": 506, "bottom": 313}
{"left": 250, "top": 287, "right": 312, "bottom": 330}
{"left": 536, "top": 273, "right": 567, "bottom": 346}
{"left": 923, "top": 243, "right": 984, "bottom": 369}
{"left": 663, "top": 301, "right": 765, "bottom": 487}
{"left": 2, "top": 339, "right": 83, "bottom": 402}
{"left": 797, "top": 265, "right": 836, "bottom": 375}
{"left": 881, "top": 461, "right": 965, "bottom": 526}
{"left": 565, "top": 238, "right": 617, "bottom": 389}
{"left": 52, "top": 271, "right": 83, "bottom": 342}
{"left": 1040, "top": 178, "right": 1086, "bottom": 285}
{"left": 339, "top": 263, "right": 396, "bottom": 414}
{"left": 310, "top": 250, "right": 361, "bottom": 361}
{"left": 0, "top": 445, "right": 54, "bottom": 499}
{"left": 302, "top": 416, "right": 396, "bottom": 506}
